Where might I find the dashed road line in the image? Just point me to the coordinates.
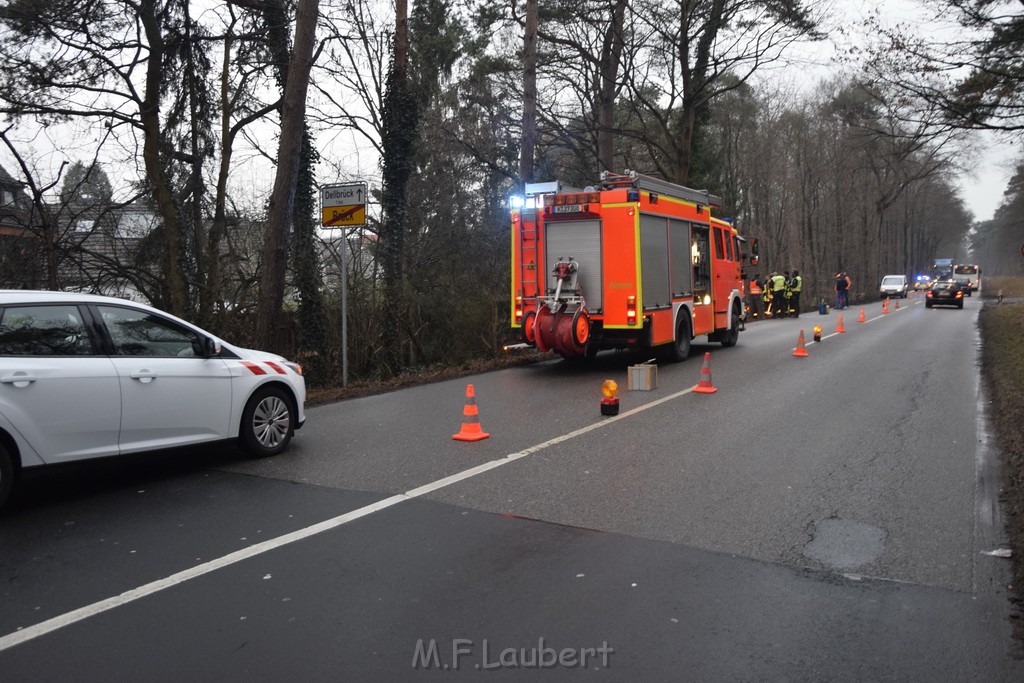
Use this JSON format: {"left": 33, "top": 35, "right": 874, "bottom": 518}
{"left": 0, "top": 299, "right": 925, "bottom": 652}
{"left": 0, "top": 384, "right": 698, "bottom": 653}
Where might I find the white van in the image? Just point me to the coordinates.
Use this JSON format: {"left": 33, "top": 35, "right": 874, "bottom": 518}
{"left": 880, "top": 274, "right": 909, "bottom": 298}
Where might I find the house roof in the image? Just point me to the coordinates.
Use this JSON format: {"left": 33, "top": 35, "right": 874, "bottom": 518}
{"left": 0, "top": 164, "right": 23, "bottom": 188}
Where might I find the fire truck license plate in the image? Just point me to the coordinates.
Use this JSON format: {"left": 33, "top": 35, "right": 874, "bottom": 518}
{"left": 553, "top": 204, "right": 583, "bottom": 214}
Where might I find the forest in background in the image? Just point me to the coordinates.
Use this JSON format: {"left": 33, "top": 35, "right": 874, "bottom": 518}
{"left": 0, "top": 0, "right": 1020, "bottom": 385}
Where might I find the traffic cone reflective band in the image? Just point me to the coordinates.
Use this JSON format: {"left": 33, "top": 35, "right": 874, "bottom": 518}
{"left": 693, "top": 352, "right": 718, "bottom": 393}
{"left": 452, "top": 384, "right": 490, "bottom": 441}
{"left": 835, "top": 314, "right": 846, "bottom": 333}
{"left": 793, "top": 330, "right": 809, "bottom": 357}
{"left": 857, "top": 307, "right": 866, "bottom": 323}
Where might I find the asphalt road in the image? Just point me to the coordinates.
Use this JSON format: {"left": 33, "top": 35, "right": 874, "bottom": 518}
{"left": 1, "top": 293, "right": 1020, "bottom": 680}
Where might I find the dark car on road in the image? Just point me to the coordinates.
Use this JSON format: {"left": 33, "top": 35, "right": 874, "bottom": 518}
{"left": 926, "top": 281, "right": 964, "bottom": 309}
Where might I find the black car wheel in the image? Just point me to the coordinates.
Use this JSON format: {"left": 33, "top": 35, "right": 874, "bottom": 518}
{"left": 957, "top": 301, "right": 964, "bottom": 309}
{"left": 0, "top": 443, "right": 13, "bottom": 510}
{"left": 240, "top": 385, "right": 294, "bottom": 457}
{"left": 926, "top": 302, "right": 932, "bottom": 308}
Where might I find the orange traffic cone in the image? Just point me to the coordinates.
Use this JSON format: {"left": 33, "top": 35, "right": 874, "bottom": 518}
{"left": 793, "top": 330, "right": 809, "bottom": 357}
{"left": 882, "top": 299, "right": 890, "bottom": 314}
{"left": 835, "top": 314, "right": 847, "bottom": 333}
{"left": 693, "top": 352, "right": 718, "bottom": 394}
{"left": 857, "top": 307, "right": 866, "bottom": 323}
{"left": 452, "top": 384, "right": 490, "bottom": 441}
{"left": 895, "top": 300, "right": 900, "bottom": 310}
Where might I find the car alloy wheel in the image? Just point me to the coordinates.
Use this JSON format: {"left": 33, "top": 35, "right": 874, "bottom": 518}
{"left": 241, "top": 386, "right": 293, "bottom": 457}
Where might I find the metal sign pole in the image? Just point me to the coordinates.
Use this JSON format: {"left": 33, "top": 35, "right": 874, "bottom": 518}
{"left": 321, "top": 181, "right": 366, "bottom": 388}
{"left": 341, "top": 228, "right": 348, "bottom": 387}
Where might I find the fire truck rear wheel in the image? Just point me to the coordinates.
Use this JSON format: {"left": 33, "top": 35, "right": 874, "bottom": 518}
{"left": 720, "top": 310, "right": 740, "bottom": 348}
{"left": 671, "top": 315, "right": 691, "bottom": 362}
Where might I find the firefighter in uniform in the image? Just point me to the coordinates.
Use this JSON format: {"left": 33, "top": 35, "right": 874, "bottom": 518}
{"left": 747, "top": 275, "right": 764, "bottom": 319}
{"left": 781, "top": 270, "right": 792, "bottom": 316}
{"left": 788, "top": 269, "right": 802, "bottom": 317}
{"left": 770, "top": 271, "right": 787, "bottom": 319}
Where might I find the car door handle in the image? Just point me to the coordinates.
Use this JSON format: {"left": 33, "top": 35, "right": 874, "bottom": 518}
{"left": 0, "top": 374, "right": 37, "bottom": 385}
{"left": 129, "top": 370, "right": 157, "bottom": 383}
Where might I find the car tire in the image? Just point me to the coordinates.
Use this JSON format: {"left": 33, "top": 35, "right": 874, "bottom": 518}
{"left": 926, "top": 302, "right": 932, "bottom": 308}
{"left": 957, "top": 302, "right": 964, "bottom": 309}
{"left": 239, "top": 385, "right": 294, "bottom": 458}
{"left": 0, "top": 443, "right": 14, "bottom": 510}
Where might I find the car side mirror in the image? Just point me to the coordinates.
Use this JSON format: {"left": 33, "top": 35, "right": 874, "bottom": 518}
{"left": 192, "top": 335, "right": 221, "bottom": 358}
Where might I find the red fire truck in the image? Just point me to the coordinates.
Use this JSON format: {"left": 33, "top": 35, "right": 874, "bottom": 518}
{"left": 511, "top": 170, "right": 757, "bottom": 360}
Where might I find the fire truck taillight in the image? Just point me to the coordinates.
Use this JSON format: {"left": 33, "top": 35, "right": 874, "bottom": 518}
{"left": 626, "top": 296, "right": 637, "bottom": 325}
{"left": 515, "top": 296, "right": 524, "bottom": 323}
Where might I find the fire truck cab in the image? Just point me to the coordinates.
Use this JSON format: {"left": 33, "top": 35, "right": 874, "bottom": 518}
{"left": 511, "top": 170, "right": 756, "bottom": 360}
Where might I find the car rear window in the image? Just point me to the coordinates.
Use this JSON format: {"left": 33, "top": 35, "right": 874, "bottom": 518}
{"left": 0, "top": 305, "right": 94, "bottom": 356}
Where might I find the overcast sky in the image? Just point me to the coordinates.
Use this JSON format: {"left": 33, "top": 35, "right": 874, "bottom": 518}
{"left": 800, "top": 0, "right": 1020, "bottom": 222}
{"left": 1, "top": 0, "right": 1017, "bottom": 223}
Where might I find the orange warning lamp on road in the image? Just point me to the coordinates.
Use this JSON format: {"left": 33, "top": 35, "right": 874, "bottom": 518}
{"left": 813, "top": 325, "right": 823, "bottom": 342}
{"left": 600, "top": 379, "right": 620, "bottom": 416}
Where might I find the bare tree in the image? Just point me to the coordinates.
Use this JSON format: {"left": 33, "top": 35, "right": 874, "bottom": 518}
{"left": 621, "top": 0, "right": 819, "bottom": 184}
{"left": 862, "top": 0, "right": 1024, "bottom": 135}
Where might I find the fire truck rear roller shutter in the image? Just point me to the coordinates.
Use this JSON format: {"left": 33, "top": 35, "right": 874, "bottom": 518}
{"left": 640, "top": 214, "right": 671, "bottom": 310}
{"left": 545, "top": 219, "right": 603, "bottom": 312}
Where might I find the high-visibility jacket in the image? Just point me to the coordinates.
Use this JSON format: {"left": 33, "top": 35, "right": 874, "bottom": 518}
{"left": 749, "top": 279, "right": 762, "bottom": 295}
{"left": 790, "top": 275, "right": 802, "bottom": 292}
{"left": 770, "top": 274, "right": 786, "bottom": 292}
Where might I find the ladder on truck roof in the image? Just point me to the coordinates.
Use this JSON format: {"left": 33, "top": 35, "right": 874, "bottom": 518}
{"left": 600, "top": 170, "right": 722, "bottom": 208}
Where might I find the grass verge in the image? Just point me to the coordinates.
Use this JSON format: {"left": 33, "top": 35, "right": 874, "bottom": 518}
{"left": 983, "top": 276, "right": 1024, "bottom": 299}
{"left": 979, "top": 292, "right": 1024, "bottom": 642}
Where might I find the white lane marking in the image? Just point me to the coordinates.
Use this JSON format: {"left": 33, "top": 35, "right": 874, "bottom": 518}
{"left": 0, "top": 386, "right": 697, "bottom": 652}
{"left": 805, "top": 300, "right": 920, "bottom": 346}
{"left": 0, "top": 494, "right": 408, "bottom": 652}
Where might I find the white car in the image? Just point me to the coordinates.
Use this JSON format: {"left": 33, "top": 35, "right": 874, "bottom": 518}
{"left": 0, "top": 291, "right": 306, "bottom": 508}
{"left": 879, "top": 274, "right": 909, "bottom": 298}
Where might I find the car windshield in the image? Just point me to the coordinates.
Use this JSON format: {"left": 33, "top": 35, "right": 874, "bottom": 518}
{"left": 882, "top": 277, "right": 903, "bottom": 285}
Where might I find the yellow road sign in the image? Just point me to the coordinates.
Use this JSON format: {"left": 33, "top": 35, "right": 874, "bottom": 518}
{"left": 321, "top": 205, "right": 366, "bottom": 227}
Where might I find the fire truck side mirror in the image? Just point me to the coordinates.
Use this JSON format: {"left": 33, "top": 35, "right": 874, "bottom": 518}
{"left": 750, "top": 238, "right": 760, "bottom": 266}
